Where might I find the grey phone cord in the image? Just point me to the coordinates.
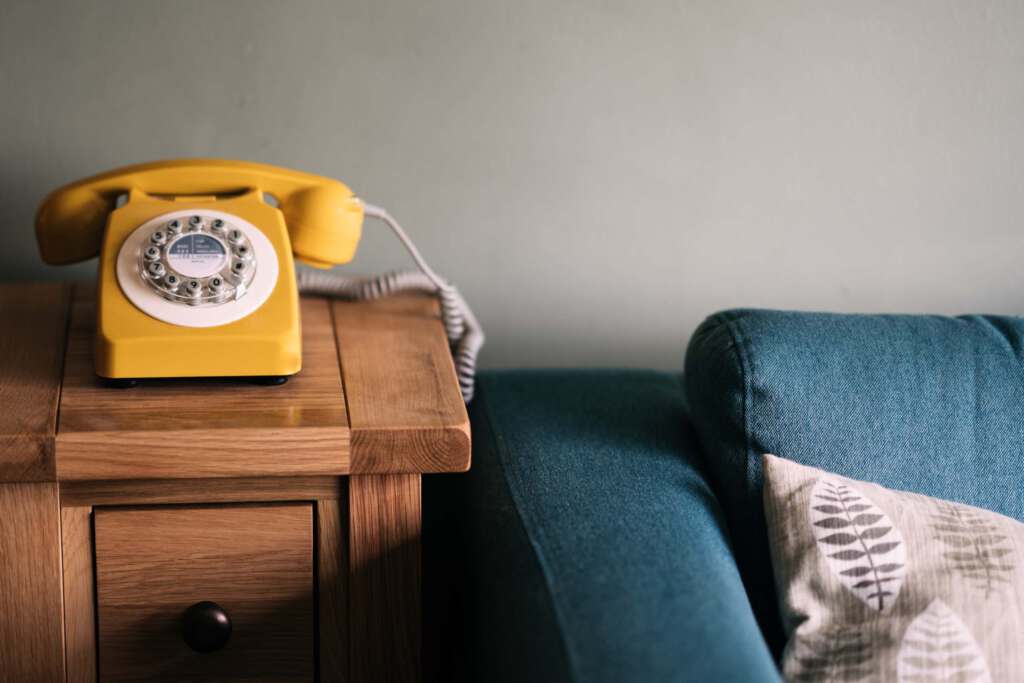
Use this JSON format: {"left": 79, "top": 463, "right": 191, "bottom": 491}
{"left": 296, "top": 203, "right": 484, "bottom": 402}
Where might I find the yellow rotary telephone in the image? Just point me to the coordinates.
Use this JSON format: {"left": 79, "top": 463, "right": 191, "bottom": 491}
{"left": 36, "top": 159, "right": 482, "bottom": 398}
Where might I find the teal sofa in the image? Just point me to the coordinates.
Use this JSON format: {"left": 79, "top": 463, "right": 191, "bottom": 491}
{"left": 434, "top": 309, "right": 1024, "bottom": 682}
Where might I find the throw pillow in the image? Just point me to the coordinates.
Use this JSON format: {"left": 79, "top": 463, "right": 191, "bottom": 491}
{"left": 763, "top": 453, "right": 1024, "bottom": 682}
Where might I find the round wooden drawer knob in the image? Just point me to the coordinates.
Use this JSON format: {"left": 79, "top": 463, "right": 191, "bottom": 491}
{"left": 182, "top": 601, "right": 232, "bottom": 653}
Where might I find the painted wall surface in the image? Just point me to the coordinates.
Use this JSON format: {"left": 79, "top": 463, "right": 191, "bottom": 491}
{"left": 4, "top": 1, "right": 1022, "bottom": 368}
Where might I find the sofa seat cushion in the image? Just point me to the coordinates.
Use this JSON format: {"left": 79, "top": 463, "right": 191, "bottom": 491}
{"left": 684, "top": 309, "right": 1024, "bottom": 654}
{"left": 459, "top": 369, "right": 780, "bottom": 683}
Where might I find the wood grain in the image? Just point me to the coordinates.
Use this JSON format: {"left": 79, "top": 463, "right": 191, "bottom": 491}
{"left": 0, "top": 283, "right": 71, "bottom": 481}
{"left": 332, "top": 296, "right": 470, "bottom": 474}
{"left": 0, "top": 482, "right": 65, "bottom": 682}
{"left": 57, "top": 292, "right": 350, "bottom": 480}
{"left": 317, "top": 497, "right": 348, "bottom": 683}
{"left": 57, "top": 427, "right": 349, "bottom": 481}
{"left": 61, "top": 506, "right": 96, "bottom": 683}
{"left": 349, "top": 474, "right": 421, "bottom": 683}
{"left": 94, "top": 503, "right": 314, "bottom": 683}
{"left": 60, "top": 476, "right": 342, "bottom": 508}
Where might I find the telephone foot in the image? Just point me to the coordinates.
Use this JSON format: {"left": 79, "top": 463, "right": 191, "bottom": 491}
{"left": 102, "top": 378, "right": 139, "bottom": 389}
{"left": 252, "top": 375, "right": 289, "bottom": 386}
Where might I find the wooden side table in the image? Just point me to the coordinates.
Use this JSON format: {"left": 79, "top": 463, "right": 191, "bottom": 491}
{"left": 0, "top": 282, "right": 470, "bottom": 683}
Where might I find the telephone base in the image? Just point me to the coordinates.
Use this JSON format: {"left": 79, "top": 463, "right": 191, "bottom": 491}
{"left": 93, "top": 188, "right": 303, "bottom": 383}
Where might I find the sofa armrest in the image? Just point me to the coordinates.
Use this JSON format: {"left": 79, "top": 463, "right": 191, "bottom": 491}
{"left": 451, "top": 370, "right": 780, "bottom": 683}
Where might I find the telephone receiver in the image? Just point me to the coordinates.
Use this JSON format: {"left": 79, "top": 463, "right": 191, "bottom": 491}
{"left": 37, "top": 158, "right": 364, "bottom": 269}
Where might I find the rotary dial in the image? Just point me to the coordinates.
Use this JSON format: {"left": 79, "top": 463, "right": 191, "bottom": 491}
{"left": 139, "top": 214, "right": 257, "bottom": 306}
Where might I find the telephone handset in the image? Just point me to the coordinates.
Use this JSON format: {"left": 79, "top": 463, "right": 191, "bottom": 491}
{"left": 38, "top": 159, "right": 364, "bottom": 268}
{"left": 36, "top": 159, "right": 482, "bottom": 398}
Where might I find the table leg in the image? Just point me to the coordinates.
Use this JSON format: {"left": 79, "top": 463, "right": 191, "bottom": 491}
{"left": 0, "top": 482, "right": 65, "bottom": 682}
{"left": 348, "top": 474, "right": 421, "bottom": 683}
{"left": 62, "top": 506, "right": 96, "bottom": 683}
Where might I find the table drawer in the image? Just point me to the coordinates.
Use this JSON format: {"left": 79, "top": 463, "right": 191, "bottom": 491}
{"left": 93, "top": 503, "right": 314, "bottom": 683}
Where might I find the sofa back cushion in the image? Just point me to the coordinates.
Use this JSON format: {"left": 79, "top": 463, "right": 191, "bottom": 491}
{"left": 684, "top": 309, "right": 1024, "bottom": 654}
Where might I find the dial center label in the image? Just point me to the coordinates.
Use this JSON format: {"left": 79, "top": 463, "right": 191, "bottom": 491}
{"left": 166, "top": 234, "right": 227, "bottom": 278}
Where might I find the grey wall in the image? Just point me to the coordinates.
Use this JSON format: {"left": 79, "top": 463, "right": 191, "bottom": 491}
{"left": 3, "top": 1, "right": 1023, "bottom": 369}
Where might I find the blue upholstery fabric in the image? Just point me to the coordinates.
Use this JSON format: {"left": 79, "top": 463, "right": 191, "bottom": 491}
{"left": 460, "top": 369, "right": 780, "bottom": 683}
{"left": 684, "top": 309, "right": 1024, "bottom": 654}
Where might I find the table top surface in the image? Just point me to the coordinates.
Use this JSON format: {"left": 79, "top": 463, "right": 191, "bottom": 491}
{"left": 0, "top": 282, "right": 470, "bottom": 483}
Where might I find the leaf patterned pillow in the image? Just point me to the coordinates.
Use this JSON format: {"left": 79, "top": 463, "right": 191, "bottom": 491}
{"left": 763, "top": 454, "right": 1024, "bottom": 683}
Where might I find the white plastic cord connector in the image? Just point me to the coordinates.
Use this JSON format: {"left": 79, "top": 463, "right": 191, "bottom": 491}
{"left": 296, "top": 203, "right": 484, "bottom": 402}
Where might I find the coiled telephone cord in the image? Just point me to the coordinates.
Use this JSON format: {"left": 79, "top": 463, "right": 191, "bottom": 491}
{"left": 296, "top": 203, "right": 484, "bottom": 402}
